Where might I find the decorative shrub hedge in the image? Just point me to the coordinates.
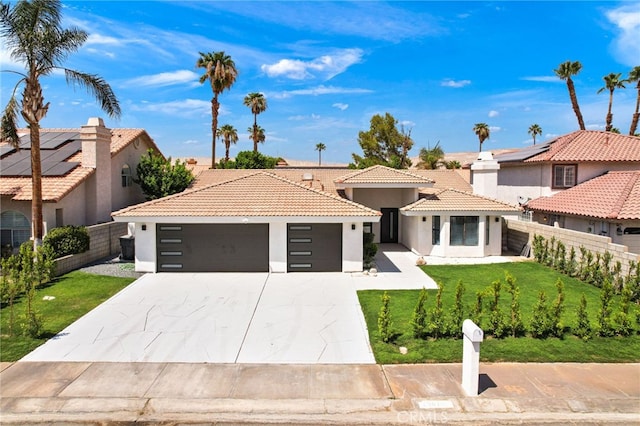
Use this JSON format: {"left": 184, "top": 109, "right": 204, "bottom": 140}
{"left": 43, "top": 226, "right": 90, "bottom": 259}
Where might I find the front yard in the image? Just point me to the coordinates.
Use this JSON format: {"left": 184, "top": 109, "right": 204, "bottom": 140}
{"left": 0, "top": 271, "right": 135, "bottom": 361}
{"left": 358, "top": 262, "right": 640, "bottom": 364}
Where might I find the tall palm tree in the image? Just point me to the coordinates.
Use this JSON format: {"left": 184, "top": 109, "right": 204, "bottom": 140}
{"left": 243, "top": 92, "right": 267, "bottom": 152}
{"left": 1, "top": 0, "right": 120, "bottom": 247}
{"left": 528, "top": 124, "right": 543, "bottom": 145}
{"left": 554, "top": 61, "right": 586, "bottom": 130}
{"left": 197, "top": 51, "right": 237, "bottom": 169}
{"left": 597, "top": 73, "right": 626, "bottom": 132}
{"left": 627, "top": 66, "right": 640, "bottom": 136}
{"left": 247, "top": 125, "right": 265, "bottom": 147}
{"left": 217, "top": 124, "right": 238, "bottom": 163}
{"left": 472, "top": 123, "right": 490, "bottom": 152}
{"left": 315, "top": 142, "right": 326, "bottom": 166}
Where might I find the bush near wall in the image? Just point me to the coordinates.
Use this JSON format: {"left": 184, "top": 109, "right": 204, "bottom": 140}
{"left": 43, "top": 226, "right": 90, "bottom": 259}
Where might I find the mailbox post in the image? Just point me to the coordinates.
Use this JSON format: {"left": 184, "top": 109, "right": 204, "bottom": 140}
{"left": 461, "top": 319, "right": 483, "bottom": 396}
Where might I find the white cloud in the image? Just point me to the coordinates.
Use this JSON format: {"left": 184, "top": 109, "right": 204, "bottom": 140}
{"left": 273, "top": 85, "right": 373, "bottom": 99}
{"left": 606, "top": 3, "right": 640, "bottom": 66}
{"left": 131, "top": 99, "right": 211, "bottom": 116}
{"left": 332, "top": 103, "right": 349, "bottom": 111}
{"left": 183, "top": 140, "right": 199, "bottom": 145}
{"left": 489, "top": 126, "right": 501, "bottom": 132}
{"left": 441, "top": 79, "right": 471, "bottom": 88}
{"left": 124, "top": 70, "right": 199, "bottom": 88}
{"left": 86, "top": 33, "right": 123, "bottom": 46}
{"left": 400, "top": 120, "right": 415, "bottom": 128}
{"left": 488, "top": 110, "right": 499, "bottom": 118}
{"left": 261, "top": 48, "right": 363, "bottom": 80}
{"left": 520, "top": 76, "right": 562, "bottom": 83}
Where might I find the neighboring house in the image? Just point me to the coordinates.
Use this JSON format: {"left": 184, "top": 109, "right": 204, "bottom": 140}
{"left": 0, "top": 117, "right": 161, "bottom": 250}
{"left": 492, "top": 130, "right": 640, "bottom": 206}
{"left": 526, "top": 171, "right": 640, "bottom": 254}
{"left": 112, "top": 161, "right": 519, "bottom": 273}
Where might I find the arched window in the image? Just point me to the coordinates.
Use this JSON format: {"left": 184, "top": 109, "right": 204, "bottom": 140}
{"left": 121, "top": 164, "right": 132, "bottom": 187}
{"left": 0, "top": 211, "right": 31, "bottom": 249}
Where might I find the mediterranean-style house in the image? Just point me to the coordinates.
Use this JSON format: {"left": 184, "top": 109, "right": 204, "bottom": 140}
{"left": 0, "top": 117, "right": 161, "bottom": 251}
{"left": 112, "top": 158, "right": 520, "bottom": 273}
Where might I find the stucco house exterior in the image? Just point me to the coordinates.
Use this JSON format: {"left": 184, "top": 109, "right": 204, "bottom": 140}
{"left": 492, "top": 130, "right": 640, "bottom": 206}
{"left": 113, "top": 161, "right": 520, "bottom": 273}
{"left": 0, "top": 117, "right": 161, "bottom": 250}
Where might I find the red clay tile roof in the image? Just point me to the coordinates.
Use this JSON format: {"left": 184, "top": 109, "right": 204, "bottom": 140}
{"left": 113, "top": 172, "right": 382, "bottom": 218}
{"left": 526, "top": 171, "right": 640, "bottom": 220}
{"left": 401, "top": 189, "right": 520, "bottom": 213}
{"left": 335, "top": 165, "right": 433, "bottom": 184}
{"left": 525, "top": 130, "right": 640, "bottom": 163}
{"left": 0, "top": 128, "right": 159, "bottom": 202}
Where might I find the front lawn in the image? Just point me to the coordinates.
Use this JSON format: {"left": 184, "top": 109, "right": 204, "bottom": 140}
{"left": 0, "top": 271, "right": 135, "bottom": 361}
{"left": 358, "top": 262, "right": 640, "bottom": 364}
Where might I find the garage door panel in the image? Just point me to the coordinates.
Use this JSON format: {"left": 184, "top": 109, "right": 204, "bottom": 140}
{"left": 287, "top": 223, "right": 342, "bottom": 272}
{"left": 157, "top": 224, "right": 268, "bottom": 272}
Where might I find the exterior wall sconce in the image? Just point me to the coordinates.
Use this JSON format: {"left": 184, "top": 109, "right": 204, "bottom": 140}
{"left": 616, "top": 226, "right": 623, "bottom": 236}
{"left": 141, "top": 224, "right": 147, "bottom": 231}
{"left": 351, "top": 224, "right": 356, "bottom": 230}
{"left": 422, "top": 217, "right": 426, "bottom": 222}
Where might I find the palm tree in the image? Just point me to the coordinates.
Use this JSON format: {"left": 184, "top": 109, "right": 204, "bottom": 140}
{"left": 528, "top": 124, "right": 543, "bottom": 145}
{"left": 554, "top": 61, "right": 586, "bottom": 130}
{"left": 247, "top": 125, "right": 265, "bottom": 147}
{"left": 472, "top": 123, "right": 490, "bottom": 152}
{"left": 627, "top": 66, "right": 640, "bottom": 136}
{"left": 197, "top": 51, "right": 237, "bottom": 169}
{"left": 416, "top": 142, "right": 444, "bottom": 169}
{"left": 217, "top": 124, "right": 238, "bottom": 163}
{"left": 243, "top": 92, "right": 267, "bottom": 152}
{"left": 597, "top": 73, "right": 626, "bottom": 132}
{"left": 0, "top": 0, "right": 120, "bottom": 247}
{"left": 315, "top": 142, "right": 326, "bottom": 166}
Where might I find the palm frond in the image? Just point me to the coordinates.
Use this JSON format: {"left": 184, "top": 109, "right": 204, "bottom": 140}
{"left": 1, "top": 95, "right": 21, "bottom": 147}
{"left": 64, "top": 69, "right": 121, "bottom": 118}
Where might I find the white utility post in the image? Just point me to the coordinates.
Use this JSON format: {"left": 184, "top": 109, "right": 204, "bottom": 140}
{"left": 461, "top": 319, "right": 483, "bottom": 396}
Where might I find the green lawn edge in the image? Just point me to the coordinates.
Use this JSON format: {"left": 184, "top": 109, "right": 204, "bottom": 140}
{"left": 1, "top": 271, "right": 135, "bottom": 361}
{"left": 358, "top": 262, "right": 640, "bottom": 364}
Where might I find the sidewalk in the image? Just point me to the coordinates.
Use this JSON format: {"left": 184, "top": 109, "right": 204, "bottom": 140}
{"left": 1, "top": 361, "right": 638, "bottom": 424}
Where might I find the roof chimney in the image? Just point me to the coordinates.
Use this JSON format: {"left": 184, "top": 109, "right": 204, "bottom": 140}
{"left": 80, "top": 117, "right": 112, "bottom": 223}
{"left": 471, "top": 151, "right": 500, "bottom": 199}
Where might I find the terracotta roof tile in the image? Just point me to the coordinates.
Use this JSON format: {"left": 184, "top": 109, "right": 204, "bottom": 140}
{"left": 526, "top": 171, "right": 640, "bottom": 220}
{"left": 401, "top": 188, "right": 520, "bottom": 213}
{"left": 113, "top": 172, "right": 381, "bottom": 218}
{"left": 525, "top": 130, "right": 640, "bottom": 163}
{"left": 411, "top": 169, "right": 472, "bottom": 193}
{"left": 335, "top": 165, "right": 433, "bottom": 184}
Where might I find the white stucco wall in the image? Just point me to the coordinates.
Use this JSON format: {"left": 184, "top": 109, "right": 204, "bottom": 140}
{"left": 133, "top": 222, "right": 156, "bottom": 272}
{"left": 343, "top": 221, "right": 363, "bottom": 272}
{"left": 353, "top": 187, "right": 416, "bottom": 243}
{"left": 269, "top": 222, "right": 287, "bottom": 273}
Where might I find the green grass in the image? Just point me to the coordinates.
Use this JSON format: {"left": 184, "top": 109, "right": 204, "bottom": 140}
{"left": 358, "top": 261, "right": 640, "bottom": 364}
{"left": 1, "top": 271, "right": 135, "bottom": 361}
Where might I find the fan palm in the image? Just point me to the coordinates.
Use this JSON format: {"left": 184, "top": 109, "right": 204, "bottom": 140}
{"left": 0, "top": 0, "right": 120, "bottom": 246}
{"left": 243, "top": 92, "right": 267, "bottom": 152}
{"left": 197, "top": 51, "right": 237, "bottom": 169}
{"left": 472, "top": 123, "right": 490, "bottom": 152}
{"left": 528, "top": 124, "right": 543, "bottom": 145}
{"left": 597, "top": 73, "right": 626, "bottom": 132}
{"left": 416, "top": 142, "right": 444, "bottom": 169}
{"left": 554, "top": 61, "right": 586, "bottom": 130}
{"left": 217, "top": 124, "right": 238, "bottom": 163}
{"left": 247, "top": 125, "right": 265, "bottom": 147}
{"left": 315, "top": 142, "right": 326, "bottom": 166}
{"left": 627, "top": 66, "right": 640, "bottom": 136}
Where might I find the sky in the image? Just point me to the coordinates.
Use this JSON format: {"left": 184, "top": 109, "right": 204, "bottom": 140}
{"left": 1, "top": 1, "right": 639, "bottom": 165}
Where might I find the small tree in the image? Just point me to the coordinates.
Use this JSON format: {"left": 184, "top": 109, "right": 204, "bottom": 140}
{"left": 597, "top": 280, "right": 615, "bottom": 337}
{"left": 411, "top": 287, "right": 429, "bottom": 339}
{"left": 427, "top": 285, "right": 445, "bottom": 339}
{"left": 550, "top": 279, "right": 565, "bottom": 338}
{"left": 0, "top": 254, "right": 23, "bottom": 336}
{"left": 471, "top": 291, "right": 484, "bottom": 327}
{"left": 612, "top": 284, "right": 634, "bottom": 337}
{"left": 530, "top": 291, "right": 552, "bottom": 338}
{"left": 351, "top": 113, "right": 413, "bottom": 169}
{"left": 487, "top": 280, "right": 508, "bottom": 338}
{"left": 566, "top": 246, "right": 577, "bottom": 277}
{"left": 447, "top": 280, "right": 465, "bottom": 338}
{"left": 505, "top": 272, "right": 525, "bottom": 338}
{"left": 574, "top": 294, "right": 592, "bottom": 340}
{"left": 378, "top": 291, "right": 393, "bottom": 343}
{"left": 135, "top": 150, "right": 194, "bottom": 200}
{"left": 363, "top": 232, "right": 378, "bottom": 269}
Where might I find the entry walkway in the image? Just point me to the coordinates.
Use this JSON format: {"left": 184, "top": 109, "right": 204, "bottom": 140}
{"left": 1, "top": 361, "right": 638, "bottom": 424}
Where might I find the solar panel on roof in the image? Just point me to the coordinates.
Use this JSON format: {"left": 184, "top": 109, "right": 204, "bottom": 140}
{"left": 0, "top": 149, "right": 31, "bottom": 176}
{"left": 40, "top": 132, "right": 79, "bottom": 149}
{"left": 42, "top": 161, "right": 79, "bottom": 176}
{"left": 494, "top": 141, "right": 552, "bottom": 163}
{"left": 0, "top": 145, "right": 17, "bottom": 157}
{"left": 0, "top": 139, "right": 82, "bottom": 177}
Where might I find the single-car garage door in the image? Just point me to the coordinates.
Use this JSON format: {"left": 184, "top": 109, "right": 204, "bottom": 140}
{"left": 156, "top": 224, "right": 269, "bottom": 272}
{"left": 287, "top": 223, "right": 342, "bottom": 272}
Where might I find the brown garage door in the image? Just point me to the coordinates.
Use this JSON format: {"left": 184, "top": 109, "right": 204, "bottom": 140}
{"left": 287, "top": 223, "right": 342, "bottom": 272}
{"left": 156, "top": 224, "right": 269, "bottom": 272}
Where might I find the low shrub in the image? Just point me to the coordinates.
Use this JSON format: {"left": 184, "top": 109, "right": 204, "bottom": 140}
{"left": 43, "top": 226, "right": 90, "bottom": 259}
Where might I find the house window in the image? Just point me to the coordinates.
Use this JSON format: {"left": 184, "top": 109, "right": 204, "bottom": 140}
{"left": 553, "top": 164, "right": 576, "bottom": 188}
{"left": 121, "top": 164, "right": 132, "bottom": 187}
{"left": 432, "top": 216, "right": 440, "bottom": 245}
{"left": 0, "top": 211, "right": 31, "bottom": 249}
{"left": 485, "top": 216, "right": 490, "bottom": 246}
{"left": 55, "top": 209, "right": 64, "bottom": 228}
{"left": 450, "top": 216, "right": 479, "bottom": 246}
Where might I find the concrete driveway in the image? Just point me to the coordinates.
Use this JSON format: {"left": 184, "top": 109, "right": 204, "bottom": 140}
{"left": 22, "top": 246, "right": 440, "bottom": 364}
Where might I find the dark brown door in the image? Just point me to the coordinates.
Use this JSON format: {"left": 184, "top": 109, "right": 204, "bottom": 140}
{"left": 380, "top": 208, "right": 399, "bottom": 243}
{"left": 287, "top": 223, "right": 342, "bottom": 272}
{"left": 156, "top": 224, "right": 269, "bottom": 272}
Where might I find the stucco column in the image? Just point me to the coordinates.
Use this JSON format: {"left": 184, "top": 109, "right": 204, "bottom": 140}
{"left": 81, "top": 117, "right": 112, "bottom": 224}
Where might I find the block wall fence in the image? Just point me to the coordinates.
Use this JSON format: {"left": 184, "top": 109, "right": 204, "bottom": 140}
{"left": 505, "top": 218, "right": 640, "bottom": 277}
{"left": 54, "top": 222, "right": 128, "bottom": 276}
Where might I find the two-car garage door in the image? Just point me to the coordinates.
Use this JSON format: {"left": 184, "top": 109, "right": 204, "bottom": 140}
{"left": 156, "top": 223, "right": 342, "bottom": 272}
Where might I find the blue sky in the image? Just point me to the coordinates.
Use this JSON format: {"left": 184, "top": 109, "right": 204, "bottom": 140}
{"left": 2, "top": 1, "right": 639, "bottom": 164}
